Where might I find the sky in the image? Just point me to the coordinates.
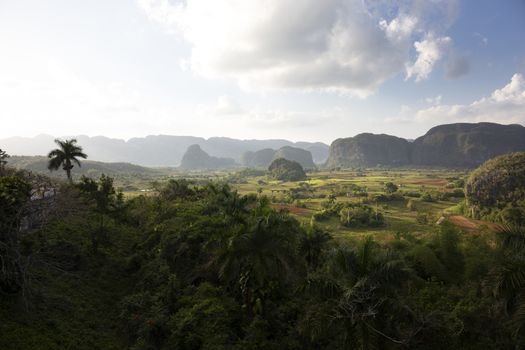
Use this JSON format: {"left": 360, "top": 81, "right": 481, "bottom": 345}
{"left": 0, "top": 0, "right": 524, "bottom": 144}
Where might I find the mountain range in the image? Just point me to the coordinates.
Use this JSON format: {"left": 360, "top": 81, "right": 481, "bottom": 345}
{"left": 242, "top": 146, "right": 316, "bottom": 169}
{"left": 2, "top": 122, "right": 525, "bottom": 170}
{"left": 326, "top": 122, "right": 525, "bottom": 168}
{"left": 0, "top": 134, "right": 329, "bottom": 167}
{"left": 7, "top": 156, "right": 167, "bottom": 179}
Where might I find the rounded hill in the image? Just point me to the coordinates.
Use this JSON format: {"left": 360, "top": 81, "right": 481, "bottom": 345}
{"left": 268, "top": 158, "right": 307, "bottom": 181}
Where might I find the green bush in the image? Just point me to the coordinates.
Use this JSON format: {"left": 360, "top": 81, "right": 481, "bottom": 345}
{"left": 403, "top": 191, "right": 421, "bottom": 198}
{"left": 498, "top": 206, "right": 525, "bottom": 226}
{"left": 372, "top": 193, "right": 404, "bottom": 202}
{"left": 0, "top": 175, "right": 31, "bottom": 230}
{"left": 339, "top": 204, "right": 384, "bottom": 228}
{"left": 416, "top": 211, "right": 434, "bottom": 225}
{"left": 421, "top": 192, "right": 434, "bottom": 202}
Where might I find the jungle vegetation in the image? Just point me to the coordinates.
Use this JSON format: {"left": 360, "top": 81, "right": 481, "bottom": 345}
{"left": 1, "top": 146, "right": 525, "bottom": 349}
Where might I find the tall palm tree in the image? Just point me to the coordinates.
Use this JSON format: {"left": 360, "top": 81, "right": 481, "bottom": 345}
{"left": 301, "top": 224, "right": 332, "bottom": 270}
{"left": 47, "top": 139, "right": 87, "bottom": 183}
{"left": 491, "top": 225, "right": 525, "bottom": 336}
{"left": 0, "top": 148, "right": 9, "bottom": 168}
{"left": 334, "top": 238, "right": 411, "bottom": 349}
{"left": 211, "top": 211, "right": 303, "bottom": 316}
{"left": 306, "top": 237, "right": 411, "bottom": 349}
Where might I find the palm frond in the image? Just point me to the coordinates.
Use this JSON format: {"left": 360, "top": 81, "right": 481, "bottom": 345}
{"left": 360, "top": 236, "right": 376, "bottom": 273}
{"left": 498, "top": 225, "right": 525, "bottom": 253}
{"left": 493, "top": 259, "right": 525, "bottom": 299}
{"left": 71, "top": 156, "right": 83, "bottom": 168}
{"left": 302, "top": 274, "right": 342, "bottom": 298}
{"left": 71, "top": 149, "right": 87, "bottom": 158}
{"left": 47, "top": 149, "right": 63, "bottom": 158}
{"left": 330, "top": 246, "right": 359, "bottom": 279}
{"left": 47, "top": 154, "right": 64, "bottom": 170}
{"left": 511, "top": 293, "right": 525, "bottom": 336}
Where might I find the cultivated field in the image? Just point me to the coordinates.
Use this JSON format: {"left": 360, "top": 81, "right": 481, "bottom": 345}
{"left": 121, "top": 167, "right": 496, "bottom": 242}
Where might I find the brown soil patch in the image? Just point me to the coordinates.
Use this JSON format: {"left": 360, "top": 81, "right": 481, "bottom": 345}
{"left": 410, "top": 178, "right": 448, "bottom": 186}
{"left": 271, "top": 204, "right": 312, "bottom": 217}
{"left": 448, "top": 215, "right": 501, "bottom": 232}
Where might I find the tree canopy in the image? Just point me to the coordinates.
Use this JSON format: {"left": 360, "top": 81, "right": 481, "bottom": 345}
{"left": 465, "top": 152, "right": 525, "bottom": 223}
{"left": 268, "top": 158, "right": 307, "bottom": 181}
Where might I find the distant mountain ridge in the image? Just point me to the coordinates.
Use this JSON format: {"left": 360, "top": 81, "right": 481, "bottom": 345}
{"left": 241, "top": 146, "right": 316, "bottom": 169}
{"left": 326, "top": 133, "right": 411, "bottom": 168}
{"left": 3, "top": 122, "right": 524, "bottom": 169}
{"left": 0, "top": 134, "right": 329, "bottom": 167}
{"left": 326, "top": 123, "right": 525, "bottom": 168}
{"left": 179, "top": 145, "right": 236, "bottom": 170}
{"left": 411, "top": 123, "right": 525, "bottom": 167}
{"left": 7, "top": 156, "right": 166, "bottom": 179}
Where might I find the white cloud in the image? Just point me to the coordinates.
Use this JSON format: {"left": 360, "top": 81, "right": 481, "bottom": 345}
{"left": 0, "top": 51, "right": 163, "bottom": 139}
{"left": 405, "top": 34, "right": 451, "bottom": 82}
{"left": 414, "top": 74, "right": 525, "bottom": 124}
{"left": 196, "top": 95, "right": 245, "bottom": 117}
{"left": 195, "top": 97, "right": 344, "bottom": 130}
{"left": 138, "top": 0, "right": 457, "bottom": 96}
{"left": 214, "top": 96, "right": 244, "bottom": 115}
{"left": 425, "top": 95, "right": 442, "bottom": 105}
{"left": 136, "top": 0, "right": 184, "bottom": 32}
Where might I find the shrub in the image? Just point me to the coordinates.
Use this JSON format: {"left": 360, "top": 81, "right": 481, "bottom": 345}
{"left": 407, "top": 199, "right": 417, "bottom": 211}
{"left": 0, "top": 175, "right": 31, "bottom": 230}
{"left": 313, "top": 202, "right": 343, "bottom": 221}
{"left": 339, "top": 204, "right": 384, "bottom": 228}
{"left": 312, "top": 210, "right": 334, "bottom": 221}
{"left": 421, "top": 192, "right": 434, "bottom": 202}
{"left": 403, "top": 191, "right": 421, "bottom": 198}
{"left": 498, "top": 206, "right": 525, "bottom": 226}
{"left": 384, "top": 182, "right": 398, "bottom": 194}
{"left": 372, "top": 193, "right": 404, "bottom": 202}
{"left": 416, "top": 211, "right": 433, "bottom": 225}
{"left": 408, "top": 245, "right": 448, "bottom": 281}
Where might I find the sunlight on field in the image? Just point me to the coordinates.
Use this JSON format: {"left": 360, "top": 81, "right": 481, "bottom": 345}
{"left": 133, "top": 167, "right": 486, "bottom": 243}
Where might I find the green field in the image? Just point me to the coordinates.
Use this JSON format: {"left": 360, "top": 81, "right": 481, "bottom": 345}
{"left": 121, "top": 167, "right": 482, "bottom": 242}
{"left": 232, "top": 169, "right": 469, "bottom": 239}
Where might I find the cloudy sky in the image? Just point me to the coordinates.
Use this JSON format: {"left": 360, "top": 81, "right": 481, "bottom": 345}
{"left": 1, "top": 0, "right": 524, "bottom": 143}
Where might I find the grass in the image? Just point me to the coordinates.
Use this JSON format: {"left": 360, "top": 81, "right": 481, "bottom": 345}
{"left": 252, "top": 169, "right": 471, "bottom": 241}
{"left": 122, "top": 167, "right": 473, "bottom": 243}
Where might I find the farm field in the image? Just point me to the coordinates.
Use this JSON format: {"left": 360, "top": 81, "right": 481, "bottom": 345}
{"left": 231, "top": 168, "right": 474, "bottom": 241}
{"left": 126, "top": 167, "right": 492, "bottom": 242}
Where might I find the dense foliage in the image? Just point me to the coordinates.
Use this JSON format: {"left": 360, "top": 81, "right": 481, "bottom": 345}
{"left": 0, "top": 148, "right": 9, "bottom": 168}
{"left": 339, "top": 204, "right": 384, "bottom": 227}
{"left": 268, "top": 158, "right": 307, "bottom": 181}
{"left": 1, "top": 168, "right": 525, "bottom": 349}
{"left": 465, "top": 152, "right": 525, "bottom": 224}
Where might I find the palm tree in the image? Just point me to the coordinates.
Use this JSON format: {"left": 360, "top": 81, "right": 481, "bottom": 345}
{"left": 47, "top": 139, "right": 87, "bottom": 183}
{"left": 0, "top": 148, "right": 9, "bottom": 168}
{"left": 306, "top": 237, "right": 411, "bottom": 349}
{"left": 211, "top": 211, "right": 303, "bottom": 316}
{"left": 491, "top": 225, "right": 525, "bottom": 336}
{"left": 335, "top": 238, "right": 411, "bottom": 349}
{"left": 300, "top": 224, "right": 332, "bottom": 270}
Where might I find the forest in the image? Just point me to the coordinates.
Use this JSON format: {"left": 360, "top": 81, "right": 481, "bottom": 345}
{"left": 1, "top": 141, "right": 525, "bottom": 350}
